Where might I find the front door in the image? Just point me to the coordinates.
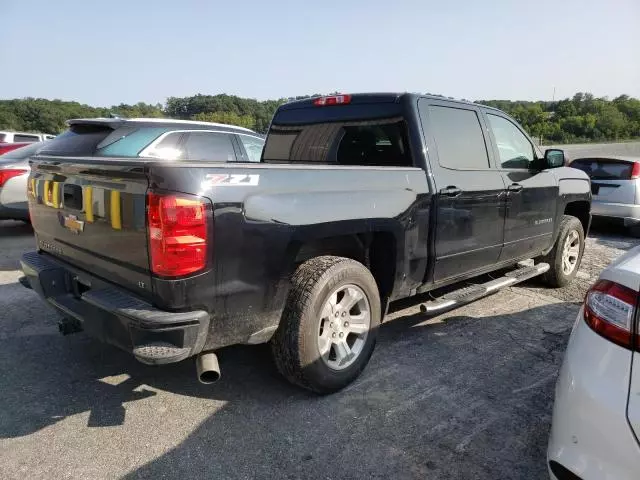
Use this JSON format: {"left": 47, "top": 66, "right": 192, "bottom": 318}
{"left": 418, "top": 100, "right": 506, "bottom": 282}
{"left": 484, "top": 113, "right": 558, "bottom": 261}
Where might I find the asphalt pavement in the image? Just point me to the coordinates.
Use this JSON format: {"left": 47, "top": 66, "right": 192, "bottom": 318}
{"left": 0, "top": 219, "right": 637, "bottom": 479}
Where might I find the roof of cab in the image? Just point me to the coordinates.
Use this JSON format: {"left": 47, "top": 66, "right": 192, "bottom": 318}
{"left": 66, "top": 117, "right": 256, "bottom": 134}
{"left": 278, "top": 92, "right": 501, "bottom": 112}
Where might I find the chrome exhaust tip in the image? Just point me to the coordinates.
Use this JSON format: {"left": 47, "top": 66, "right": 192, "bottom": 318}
{"left": 196, "top": 352, "right": 221, "bottom": 384}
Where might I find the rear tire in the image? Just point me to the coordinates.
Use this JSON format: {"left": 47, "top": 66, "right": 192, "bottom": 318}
{"left": 539, "top": 215, "right": 584, "bottom": 287}
{"left": 271, "top": 256, "right": 381, "bottom": 394}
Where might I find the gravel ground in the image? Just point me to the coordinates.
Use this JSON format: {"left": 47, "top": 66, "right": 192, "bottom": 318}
{"left": 0, "top": 219, "right": 638, "bottom": 480}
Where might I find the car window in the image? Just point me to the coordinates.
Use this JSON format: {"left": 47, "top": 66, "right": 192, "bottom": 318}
{"left": 138, "top": 132, "right": 185, "bottom": 160}
{"left": 426, "top": 104, "right": 490, "bottom": 170}
{"left": 14, "top": 134, "right": 40, "bottom": 143}
{"left": 487, "top": 114, "right": 535, "bottom": 169}
{"left": 570, "top": 158, "right": 636, "bottom": 180}
{"left": 264, "top": 118, "right": 411, "bottom": 167}
{"left": 38, "top": 125, "right": 114, "bottom": 156}
{"left": 238, "top": 135, "right": 265, "bottom": 162}
{"left": 183, "top": 132, "right": 236, "bottom": 162}
{"left": 0, "top": 134, "right": 8, "bottom": 142}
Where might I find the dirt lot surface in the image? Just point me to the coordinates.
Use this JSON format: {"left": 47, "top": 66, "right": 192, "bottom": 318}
{"left": 0, "top": 219, "right": 638, "bottom": 479}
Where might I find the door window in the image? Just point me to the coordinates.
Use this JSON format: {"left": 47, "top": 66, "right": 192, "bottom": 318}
{"left": 139, "top": 132, "right": 185, "bottom": 160}
{"left": 238, "top": 135, "right": 265, "bottom": 162}
{"left": 427, "top": 105, "right": 490, "bottom": 170}
{"left": 14, "top": 134, "right": 40, "bottom": 143}
{"left": 487, "top": 114, "right": 535, "bottom": 169}
{"left": 183, "top": 132, "right": 236, "bottom": 162}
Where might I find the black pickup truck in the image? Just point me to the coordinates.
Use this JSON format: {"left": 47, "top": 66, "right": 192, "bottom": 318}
{"left": 20, "top": 94, "right": 591, "bottom": 393}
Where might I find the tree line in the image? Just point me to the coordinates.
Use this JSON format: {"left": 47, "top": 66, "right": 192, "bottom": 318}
{"left": 1, "top": 92, "right": 639, "bottom": 144}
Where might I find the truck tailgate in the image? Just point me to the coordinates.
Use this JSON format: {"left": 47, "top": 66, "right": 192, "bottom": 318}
{"left": 28, "top": 158, "right": 152, "bottom": 296}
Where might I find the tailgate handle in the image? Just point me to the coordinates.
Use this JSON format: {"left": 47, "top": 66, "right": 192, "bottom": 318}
{"left": 63, "top": 184, "right": 84, "bottom": 210}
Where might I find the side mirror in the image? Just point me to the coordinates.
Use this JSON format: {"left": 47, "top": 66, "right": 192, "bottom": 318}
{"left": 544, "top": 149, "right": 565, "bottom": 169}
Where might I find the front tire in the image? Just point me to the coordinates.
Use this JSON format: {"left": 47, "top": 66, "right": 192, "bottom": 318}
{"left": 271, "top": 256, "right": 381, "bottom": 394}
{"left": 539, "top": 215, "right": 585, "bottom": 287}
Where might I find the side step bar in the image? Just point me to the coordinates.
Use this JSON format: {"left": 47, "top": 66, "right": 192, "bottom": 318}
{"left": 419, "top": 263, "right": 550, "bottom": 314}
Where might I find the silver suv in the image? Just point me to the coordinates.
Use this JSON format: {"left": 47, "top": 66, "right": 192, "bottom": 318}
{"left": 571, "top": 156, "right": 640, "bottom": 234}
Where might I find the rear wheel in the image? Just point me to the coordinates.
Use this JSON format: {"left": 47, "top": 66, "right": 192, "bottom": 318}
{"left": 539, "top": 215, "right": 585, "bottom": 287}
{"left": 271, "top": 256, "right": 381, "bottom": 394}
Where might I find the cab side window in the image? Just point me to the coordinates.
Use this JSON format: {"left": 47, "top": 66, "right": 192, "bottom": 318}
{"left": 427, "top": 105, "right": 490, "bottom": 170}
{"left": 487, "top": 114, "right": 535, "bottom": 169}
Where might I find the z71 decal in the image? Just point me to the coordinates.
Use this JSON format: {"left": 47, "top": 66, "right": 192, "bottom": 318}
{"left": 203, "top": 174, "right": 260, "bottom": 187}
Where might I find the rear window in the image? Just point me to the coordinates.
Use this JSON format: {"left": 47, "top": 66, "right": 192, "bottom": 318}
{"left": 38, "top": 125, "right": 115, "bottom": 156}
{"left": 263, "top": 105, "right": 412, "bottom": 167}
{"left": 570, "top": 158, "right": 637, "bottom": 180}
{"left": 14, "top": 134, "right": 40, "bottom": 143}
{"left": 38, "top": 124, "right": 174, "bottom": 158}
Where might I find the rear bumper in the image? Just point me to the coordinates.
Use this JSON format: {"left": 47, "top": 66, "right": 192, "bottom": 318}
{"left": 591, "top": 200, "right": 640, "bottom": 226}
{"left": 547, "top": 310, "right": 640, "bottom": 480}
{"left": 20, "top": 251, "right": 210, "bottom": 364}
{"left": 0, "top": 174, "right": 29, "bottom": 220}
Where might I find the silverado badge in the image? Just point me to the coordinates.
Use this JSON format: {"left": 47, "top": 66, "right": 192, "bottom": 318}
{"left": 60, "top": 213, "right": 85, "bottom": 234}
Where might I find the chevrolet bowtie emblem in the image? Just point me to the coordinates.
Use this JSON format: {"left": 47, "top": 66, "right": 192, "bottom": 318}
{"left": 62, "top": 214, "right": 84, "bottom": 234}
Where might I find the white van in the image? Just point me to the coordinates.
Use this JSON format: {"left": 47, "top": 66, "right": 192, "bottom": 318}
{"left": 0, "top": 131, "right": 55, "bottom": 143}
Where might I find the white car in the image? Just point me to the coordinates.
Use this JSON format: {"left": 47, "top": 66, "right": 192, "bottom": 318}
{"left": 548, "top": 246, "right": 640, "bottom": 479}
{"left": 0, "top": 131, "right": 55, "bottom": 143}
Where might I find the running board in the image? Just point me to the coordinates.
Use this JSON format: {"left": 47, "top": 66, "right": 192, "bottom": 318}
{"left": 419, "top": 263, "right": 550, "bottom": 314}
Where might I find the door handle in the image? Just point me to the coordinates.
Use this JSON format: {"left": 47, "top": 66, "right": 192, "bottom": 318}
{"left": 507, "top": 183, "right": 523, "bottom": 193}
{"left": 439, "top": 186, "right": 462, "bottom": 197}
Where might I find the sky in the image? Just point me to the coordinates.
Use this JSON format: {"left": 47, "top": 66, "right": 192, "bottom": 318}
{"left": 1, "top": 0, "right": 639, "bottom": 107}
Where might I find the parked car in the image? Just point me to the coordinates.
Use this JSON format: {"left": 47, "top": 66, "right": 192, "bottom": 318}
{"left": 0, "top": 142, "right": 31, "bottom": 156}
{"left": 0, "top": 131, "right": 55, "bottom": 143}
{"left": 570, "top": 156, "right": 640, "bottom": 234}
{"left": 20, "top": 94, "right": 591, "bottom": 393}
{"left": 0, "top": 142, "right": 46, "bottom": 221}
{"left": 548, "top": 246, "right": 640, "bottom": 480}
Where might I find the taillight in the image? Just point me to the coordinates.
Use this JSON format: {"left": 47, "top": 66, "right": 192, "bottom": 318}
{"left": 147, "top": 192, "right": 210, "bottom": 277}
{"left": 584, "top": 279, "right": 638, "bottom": 349}
{"left": 631, "top": 162, "right": 640, "bottom": 179}
{"left": 313, "top": 94, "right": 352, "bottom": 106}
{"left": 0, "top": 169, "right": 28, "bottom": 188}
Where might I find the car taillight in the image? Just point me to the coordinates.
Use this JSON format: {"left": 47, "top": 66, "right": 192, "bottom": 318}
{"left": 147, "top": 192, "right": 210, "bottom": 277}
{"left": 0, "top": 169, "right": 28, "bottom": 188}
{"left": 584, "top": 279, "right": 638, "bottom": 349}
{"left": 313, "top": 94, "right": 352, "bottom": 106}
{"left": 631, "top": 162, "right": 640, "bottom": 179}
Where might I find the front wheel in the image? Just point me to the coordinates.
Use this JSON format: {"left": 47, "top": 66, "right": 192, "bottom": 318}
{"left": 271, "top": 256, "right": 381, "bottom": 394}
{"left": 539, "top": 215, "right": 585, "bottom": 287}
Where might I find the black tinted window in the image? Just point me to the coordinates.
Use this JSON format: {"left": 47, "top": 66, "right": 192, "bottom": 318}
{"left": 38, "top": 125, "right": 113, "bottom": 156}
{"left": 570, "top": 158, "right": 636, "bottom": 180}
{"left": 426, "top": 105, "right": 490, "bottom": 170}
{"left": 14, "top": 134, "right": 40, "bottom": 143}
{"left": 184, "top": 132, "right": 236, "bottom": 162}
{"left": 264, "top": 118, "right": 411, "bottom": 167}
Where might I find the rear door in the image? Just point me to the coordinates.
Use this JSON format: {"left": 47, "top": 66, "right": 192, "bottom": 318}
{"left": 570, "top": 158, "right": 638, "bottom": 206}
{"left": 418, "top": 99, "right": 506, "bottom": 282}
{"left": 484, "top": 112, "right": 558, "bottom": 261}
